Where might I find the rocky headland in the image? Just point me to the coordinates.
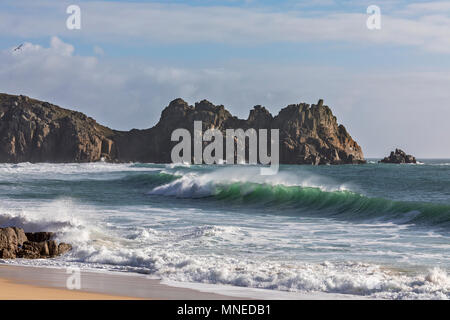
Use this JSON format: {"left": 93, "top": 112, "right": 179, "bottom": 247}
{"left": 379, "top": 149, "right": 417, "bottom": 164}
{"left": 0, "top": 227, "right": 72, "bottom": 259}
{"left": 0, "top": 93, "right": 365, "bottom": 165}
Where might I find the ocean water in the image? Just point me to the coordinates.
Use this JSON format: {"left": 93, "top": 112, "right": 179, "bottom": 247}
{"left": 0, "top": 160, "right": 449, "bottom": 299}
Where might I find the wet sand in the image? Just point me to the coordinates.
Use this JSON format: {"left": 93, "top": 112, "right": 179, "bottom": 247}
{"left": 0, "top": 264, "right": 238, "bottom": 300}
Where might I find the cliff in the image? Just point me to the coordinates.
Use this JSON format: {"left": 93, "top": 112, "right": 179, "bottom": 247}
{"left": 0, "top": 94, "right": 115, "bottom": 162}
{"left": 0, "top": 93, "right": 365, "bottom": 165}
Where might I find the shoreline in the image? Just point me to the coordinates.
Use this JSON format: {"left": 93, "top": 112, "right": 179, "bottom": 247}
{"left": 0, "top": 277, "right": 137, "bottom": 300}
{"left": 0, "top": 263, "right": 368, "bottom": 300}
{"left": 0, "top": 264, "right": 239, "bottom": 300}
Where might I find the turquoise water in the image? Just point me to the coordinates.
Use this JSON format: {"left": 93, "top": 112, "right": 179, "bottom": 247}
{"left": 0, "top": 160, "right": 449, "bottom": 299}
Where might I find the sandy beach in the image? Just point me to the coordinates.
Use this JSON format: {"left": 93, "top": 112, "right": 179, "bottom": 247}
{"left": 0, "top": 264, "right": 237, "bottom": 300}
{"left": 0, "top": 277, "right": 135, "bottom": 300}
{"left": 0, "top": 264, "right": 370, "bottom": 300}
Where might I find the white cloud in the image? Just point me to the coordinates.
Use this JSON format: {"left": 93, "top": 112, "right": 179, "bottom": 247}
{"left": 1, "top": 0, "right": 450, "bottom": 53}
{"left": 93, "top": 45, "right": 104, "bottom": 56}
{"left": 50, "top": 36, "right": 74, "bottom": 56}
{"left": 404, "top": 1, "right": 450, "bottom": 13}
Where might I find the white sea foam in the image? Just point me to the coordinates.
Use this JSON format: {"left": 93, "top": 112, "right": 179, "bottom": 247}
{"left": 0, "top": 199, "right": 84, "bottom": 232}
{"left": 1, "top": 201, "right": 448, "bottom": 299}
{"left": 8, "top": 236, "right": 449, "bottom": 299}
{"left": 1, "top": 163, "right": 449, "bottom": 300}
{"left": 0, "top": 162, "right": 158, "bottom": 180}
{"left": 165, "top": 162, "right": 191, "bottom": 168}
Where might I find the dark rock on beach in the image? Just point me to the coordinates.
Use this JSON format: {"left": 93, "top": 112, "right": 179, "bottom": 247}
{"left": 0, "top": 93, "right": 365, "bottom": 165}
{"left": 379, "top": 149, "right": 417, "bottom": 164}
{"left": 0, "top": 227, "right": 72, "bottom": 259}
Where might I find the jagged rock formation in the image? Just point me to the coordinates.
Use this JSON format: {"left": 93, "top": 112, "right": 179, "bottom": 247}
{"left": 380, "top": 149, "right": 416, "bottom": 164}
{"left": 0, "top": 93, "right": 365, "bottom": 165}
{"left": 0, "top": 227, "right": 72, "bottom": 259}
{"left": 0, "top": 94, "right": 115, "bottom": 162}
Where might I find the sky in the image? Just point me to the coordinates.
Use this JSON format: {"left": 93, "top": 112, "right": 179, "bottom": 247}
{"left": 0, "top": 0, "right": 449, "bottom": 158}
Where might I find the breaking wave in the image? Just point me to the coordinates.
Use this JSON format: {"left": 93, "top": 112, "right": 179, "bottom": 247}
{"left": 148, "top": 169, "right": 450, "bottom": 228}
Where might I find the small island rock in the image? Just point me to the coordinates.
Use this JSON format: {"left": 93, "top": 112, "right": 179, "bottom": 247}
{"left": 379, "top": 149, "right": 416, "bottom": 164}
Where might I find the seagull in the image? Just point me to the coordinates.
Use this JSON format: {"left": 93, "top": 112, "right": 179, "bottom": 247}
{"left": 13, "top": 44, "right": 23, "bottom": 52}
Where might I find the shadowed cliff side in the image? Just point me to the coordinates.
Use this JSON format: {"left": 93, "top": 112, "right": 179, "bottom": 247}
{"left": 0, "top": 94, "right": 115, "bottom": 163}
{"left": 0, "top": 93, "right": 365, "bottom": 164}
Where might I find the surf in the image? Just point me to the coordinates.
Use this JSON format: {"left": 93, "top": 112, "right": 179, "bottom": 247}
{"left": 148, "top": 168, "right": 450, "bottom": 229}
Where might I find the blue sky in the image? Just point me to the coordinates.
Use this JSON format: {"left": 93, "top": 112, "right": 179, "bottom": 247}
{"left": 1, "top": 0, "right": 450, "bottom": 157}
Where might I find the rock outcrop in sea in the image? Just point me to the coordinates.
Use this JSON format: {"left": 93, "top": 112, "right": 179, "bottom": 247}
{"left": 0, "top": 93, "right": 365, "bottom": 165}
{"left": 379, "top": 149, "right": 417, "bottom": 164}
{"left": 0, "top": 227, "right": 72, "bottom": 259}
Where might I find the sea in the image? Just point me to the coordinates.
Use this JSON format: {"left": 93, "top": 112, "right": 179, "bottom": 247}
{"left": 0, "top": 160, "right": 449, "bottom": 299}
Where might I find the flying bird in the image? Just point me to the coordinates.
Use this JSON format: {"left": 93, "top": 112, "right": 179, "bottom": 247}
{"left": 13, "top": 44, "right": 23, "bottom": 51}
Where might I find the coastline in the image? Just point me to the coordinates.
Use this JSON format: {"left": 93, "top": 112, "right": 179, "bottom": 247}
{"left": 0, "top": 264, "right": 368, "bottom": 300}
{"left": 0, "top": 264, "right": 238, "bottom": 300}
{"left": 0, "top": 277, "right": 136, "bottom": 300}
